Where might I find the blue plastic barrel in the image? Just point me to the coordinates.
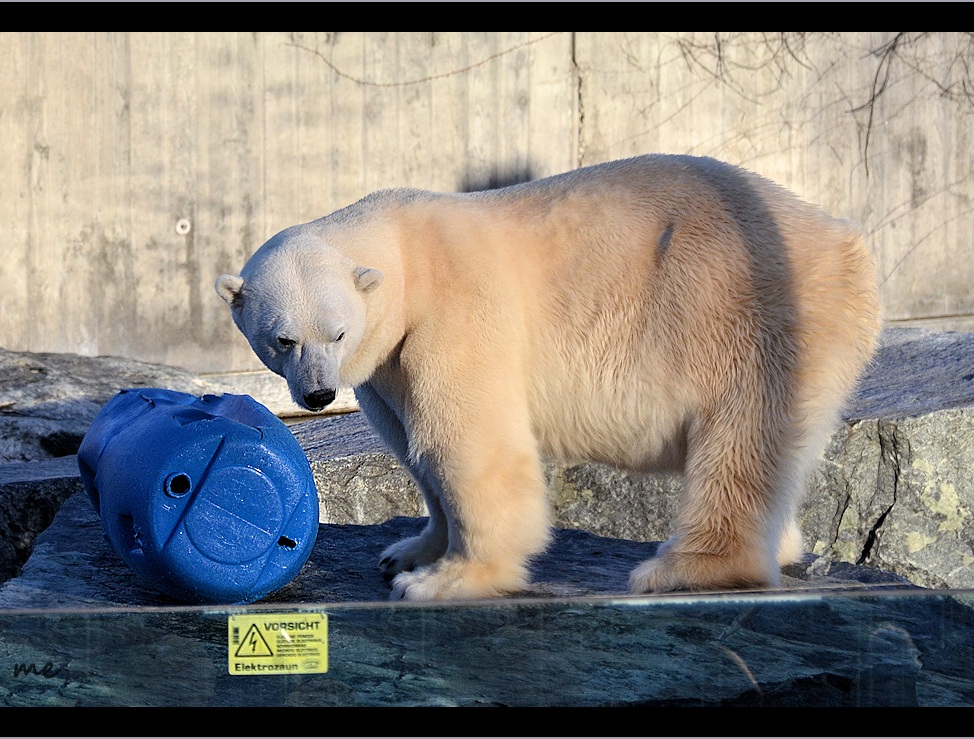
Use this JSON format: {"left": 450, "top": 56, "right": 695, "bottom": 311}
{"left": 77, "top": 389, "right": 318, "bottom": 604}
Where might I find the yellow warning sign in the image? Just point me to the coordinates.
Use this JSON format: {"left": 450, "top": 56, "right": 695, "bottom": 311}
{"left": 228, "top": 612, "right": 328, "bottom": 675}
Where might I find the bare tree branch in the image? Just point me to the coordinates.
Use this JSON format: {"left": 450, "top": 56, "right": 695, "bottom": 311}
{"left": 288, "top": 33, "right": 563, "bottom": 88}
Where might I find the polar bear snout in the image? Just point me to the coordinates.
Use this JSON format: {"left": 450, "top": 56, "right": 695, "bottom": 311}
{"left": 303, "top": 388, "right": 336, "bottom": 411}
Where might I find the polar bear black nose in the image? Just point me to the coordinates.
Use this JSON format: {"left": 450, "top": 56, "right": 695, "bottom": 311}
{"left": 304, "top": 389, "right": 336, "bottom": 411}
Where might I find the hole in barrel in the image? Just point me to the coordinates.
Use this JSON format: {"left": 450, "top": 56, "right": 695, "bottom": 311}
{"left": 166, "top": 473, "right": 192, "bottom": 497}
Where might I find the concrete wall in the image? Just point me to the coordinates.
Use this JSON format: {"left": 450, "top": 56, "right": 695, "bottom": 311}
{"left": 2, "top": 33, "right": 971, "bottom": 388}
{"left": 576, "top": 32, "right": 974, "bottom": 333}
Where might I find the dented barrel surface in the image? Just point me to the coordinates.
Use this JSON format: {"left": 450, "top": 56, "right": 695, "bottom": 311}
{"left": 77, "top": 389, "right": 318, "bottom": 604}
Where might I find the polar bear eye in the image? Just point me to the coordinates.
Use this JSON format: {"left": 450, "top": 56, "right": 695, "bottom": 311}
{"left": 277, "top": 336, "right": 296, "bottom": 349}
{"left": 335, "top": 331, "right": 345, "bottom": 343}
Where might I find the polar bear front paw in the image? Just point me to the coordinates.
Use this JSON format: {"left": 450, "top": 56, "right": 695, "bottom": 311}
{"left": 389, "top": 558, "right": 529, "bottom": 601}
{"left": 379, "top": 532, "right": 448, "bottom": 580}
{"left": 629, "top": 545, "right": 777, "bottom": 594}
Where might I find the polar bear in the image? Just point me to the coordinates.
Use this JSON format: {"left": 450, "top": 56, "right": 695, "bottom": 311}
{"left": 216, "top": 154, "right": 881, "bottom": 601}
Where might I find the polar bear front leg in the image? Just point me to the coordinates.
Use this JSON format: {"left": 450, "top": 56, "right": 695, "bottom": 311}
{"left": 384, "top": 304, "right": 553, "bottom": 600}
{"left": 379, "top": 485, "right": 449, "bottom": 578}
{"left": 389, "top": 431, "right": 552, "bottom": 601}
{"left": 355, "top": 382, "right": 451, "bottom": 577}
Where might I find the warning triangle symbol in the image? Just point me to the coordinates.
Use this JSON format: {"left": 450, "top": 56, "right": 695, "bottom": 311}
{"left": 235, "top": 624, "right": 274, "bottom": 657}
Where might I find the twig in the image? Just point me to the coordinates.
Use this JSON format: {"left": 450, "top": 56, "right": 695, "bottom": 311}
{"left": 288, "top": 32, "right": 562, "bottom": 88}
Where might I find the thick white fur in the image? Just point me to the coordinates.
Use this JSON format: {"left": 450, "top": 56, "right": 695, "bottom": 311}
{"left": 216, "top": 154, "right": 881, "bottom": 601}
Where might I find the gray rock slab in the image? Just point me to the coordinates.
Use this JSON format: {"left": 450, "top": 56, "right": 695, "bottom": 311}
{"left": 4, "top": 330, "right": 974, "bottom": 707}
{"left": 4, "top": 490, "right": 974, "bottom": 708}
{"left": 293, "top": 327, "right": 974, "bottom": 589}
{"left": 0, "top": 348, "right": 222, "bottom": 465}
{"left": 0, "top": 490, "right": 914, "bottom": 611}
{"left": 0, "top": 457, "right": 83, "bottom": 582}
{"left": 849, "top": 327, "right": 974, "bottom": 418}
{"left": 0, "top": 349, "right": 343, "bottom": 583}
{"left": 3, "top": 326, "right": 974, "bottom": 593}
{"left": 804, "top": 329, "right": 974, "bottom": 589}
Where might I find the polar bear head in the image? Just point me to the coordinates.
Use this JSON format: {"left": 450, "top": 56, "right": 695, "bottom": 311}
{"left": 215, "top": 227, "right": 383, "bottom": 412}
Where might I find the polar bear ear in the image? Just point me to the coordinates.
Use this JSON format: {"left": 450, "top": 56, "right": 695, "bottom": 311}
{"left": 215, "top": 274, "right": 245, "bottom": 308}
{"left": 353, "top": 266, "right": 383, "bottom": 293}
